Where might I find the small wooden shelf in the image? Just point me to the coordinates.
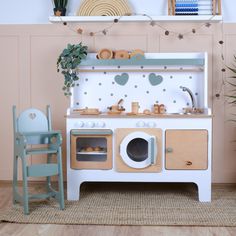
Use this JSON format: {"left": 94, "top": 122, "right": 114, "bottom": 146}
{"left": 49, "top": 15, "right": 222, "bottom": 23}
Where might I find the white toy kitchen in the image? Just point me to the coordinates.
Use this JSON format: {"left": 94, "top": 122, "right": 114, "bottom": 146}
{"left": 66, "top": 52, "right": 212, "bottom": 202}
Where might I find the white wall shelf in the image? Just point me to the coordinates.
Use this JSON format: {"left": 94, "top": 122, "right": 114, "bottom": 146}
{"left": 49, "top": 15, "right": 222, "bottom": 23}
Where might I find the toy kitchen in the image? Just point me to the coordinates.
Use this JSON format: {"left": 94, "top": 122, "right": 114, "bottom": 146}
{"left": 66, "top": 51, "right": 212, "bottom": 202}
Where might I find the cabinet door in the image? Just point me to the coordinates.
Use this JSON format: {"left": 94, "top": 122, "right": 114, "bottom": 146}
{"left": 165, "top": 130, "right": 208, "bottom": 170}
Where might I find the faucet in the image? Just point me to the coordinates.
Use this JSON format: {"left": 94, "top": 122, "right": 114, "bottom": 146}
{"left": 180, "top": 86, "right": 196, "bottom": 110}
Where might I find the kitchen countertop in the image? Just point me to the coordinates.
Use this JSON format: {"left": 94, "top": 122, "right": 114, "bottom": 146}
{"left": 66, "top": 113, "right": 212, "bottom": 118}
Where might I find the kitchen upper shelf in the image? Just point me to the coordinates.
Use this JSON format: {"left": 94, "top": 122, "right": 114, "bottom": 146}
{"left": 49, "top": 15, "right": 222, "bottom": 23}
{"left": 78, "top": 53, "right": 206, "bottom": 72}
{"left": 80, "top": 58, "right": 204, "bottom": 67}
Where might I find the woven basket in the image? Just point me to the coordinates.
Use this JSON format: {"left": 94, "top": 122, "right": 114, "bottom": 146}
{"left": 77, "top": 0, "right": 132, "bottom": 16}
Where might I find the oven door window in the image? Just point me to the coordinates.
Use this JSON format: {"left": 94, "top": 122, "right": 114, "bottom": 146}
{"left": 76, "top": 137, "right": 107, "bottom": 162}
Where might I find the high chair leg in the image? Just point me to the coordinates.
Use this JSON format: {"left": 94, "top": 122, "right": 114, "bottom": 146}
{"left": 22, "top": 157, "right": 29, "bottom": 215}
{"left": 12, "top": 155, "right": 18, "bottom": 204}
{"left": 57, "top": 148, "right": 65, "bottom": 210}
{"left": 46, "top": 154, "right": 52, "bottom": 196}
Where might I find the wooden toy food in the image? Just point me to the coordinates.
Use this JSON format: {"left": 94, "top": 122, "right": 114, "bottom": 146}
{"left": 130, "top": 49, "right": 145, "bottom": 60}
{"left": 114, "top": 50, "right": 130, "bottom": 59}
{"left": 97, "top": 48, "right": 113, "bottom": 59}
{"left": 143, "top": 109, "right": 151, "bottom": 115}
{"left": 94, "top": 146, "right": 102, "bottom": 151}
{"left": 86, "top": 147, "right": 94, "bottom": 152}
{"left": 159, "top": 104, "right": 165, "bottom": 114}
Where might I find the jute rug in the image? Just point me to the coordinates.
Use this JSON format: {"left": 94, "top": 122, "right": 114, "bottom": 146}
{"left": 1, "top": 183, "right": 236, "bottom": 226}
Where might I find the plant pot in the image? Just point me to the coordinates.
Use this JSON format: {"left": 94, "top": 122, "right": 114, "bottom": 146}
{"left": 54, "top": 8, "right": 66, "bottom": 16}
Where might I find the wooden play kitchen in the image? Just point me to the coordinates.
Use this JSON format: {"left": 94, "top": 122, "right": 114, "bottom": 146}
{"left": 66, "top": 52, "right": 212, "bottom": 202}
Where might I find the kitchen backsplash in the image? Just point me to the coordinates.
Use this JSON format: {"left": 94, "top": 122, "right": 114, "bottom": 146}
{"left": 72, "top": 65, "right": 205, "bottom": 113}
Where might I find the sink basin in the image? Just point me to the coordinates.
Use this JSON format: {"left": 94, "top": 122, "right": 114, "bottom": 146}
{"left": 166, "top": 113, "right": 184, "bottom": 115}
{"left": 182, "top": 108, "right": 204, "bottom": 114}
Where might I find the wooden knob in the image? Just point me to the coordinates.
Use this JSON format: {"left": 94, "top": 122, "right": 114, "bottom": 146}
{"left": 186, "top": 161, "right": 192, "bottom": 166}
{"left": 166, "top": 147, "right": 173, "bottom": 153}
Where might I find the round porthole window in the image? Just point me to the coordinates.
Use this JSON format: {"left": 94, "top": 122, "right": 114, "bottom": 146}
{"left": 120, "top": 131, "right": 157, "bottom": 169}
{"left": 126, "top": 138, "right": 148, "bottom": 162}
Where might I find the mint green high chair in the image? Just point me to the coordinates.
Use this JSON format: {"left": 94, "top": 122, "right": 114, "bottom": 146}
{"left": 12, "top": 105, "right": 65, "bottom": 215}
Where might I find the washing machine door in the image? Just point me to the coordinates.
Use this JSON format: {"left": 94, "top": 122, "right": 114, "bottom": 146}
{"left": 120, "top": 131, "right": 157, "bottom": 169}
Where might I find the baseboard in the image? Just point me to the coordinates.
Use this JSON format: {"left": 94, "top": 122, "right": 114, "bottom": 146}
{"left": 0, "top": 180, "right": 67, "bottom": 187}
{"left": 1, "top": 180, "right": 235, "bottom": 187}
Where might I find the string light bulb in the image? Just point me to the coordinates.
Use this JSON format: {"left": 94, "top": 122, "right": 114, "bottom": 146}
{"left": 150, "top": 21, "right": 155, "bottom": 26}
{"left": 77, "top": 28, "right": 83, "bottom": 34}
{"left": 205, "top": 22, "right": 211, "bottom": 27}
{"left": 178, "top": 34, "right": 184, "bottom": 40}
{"left": 102, "top": 29, "right": 107, "bottom": 35}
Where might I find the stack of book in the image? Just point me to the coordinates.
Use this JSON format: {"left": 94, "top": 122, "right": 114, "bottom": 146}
{"left": 175, "top": 0, "right": 213, "bottom": 15}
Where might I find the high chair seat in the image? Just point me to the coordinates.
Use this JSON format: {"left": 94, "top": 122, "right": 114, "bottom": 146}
{"left": 26, "top": 147, "right": 58, "bottom": 155}
{"left": 12, "top": 105, "right": 65, "bottom": 215}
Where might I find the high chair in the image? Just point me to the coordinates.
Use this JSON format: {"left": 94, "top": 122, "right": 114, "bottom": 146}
{"left": 12, "top": 105, "right": 64, "bottom": 214}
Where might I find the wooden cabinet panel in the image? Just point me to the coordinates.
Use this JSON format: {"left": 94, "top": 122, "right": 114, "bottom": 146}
{"left": 165, "top": 130, "right": 208, "bottom": 170}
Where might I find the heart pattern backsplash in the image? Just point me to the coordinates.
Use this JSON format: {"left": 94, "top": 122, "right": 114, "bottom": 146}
{"left": 149, "top": 73, "right": 163, "bottom": 86}
{"left": 114, "top": 73, "right": 129, "bottom": 86}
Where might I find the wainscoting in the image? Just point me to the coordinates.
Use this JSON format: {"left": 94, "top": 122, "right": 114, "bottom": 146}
{"left": 0, "top": 22, "right": 235, "bottom": 182}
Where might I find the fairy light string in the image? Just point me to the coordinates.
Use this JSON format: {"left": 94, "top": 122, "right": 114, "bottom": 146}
{"left": 59, "top": 13, "right": 217, "bottom": 40}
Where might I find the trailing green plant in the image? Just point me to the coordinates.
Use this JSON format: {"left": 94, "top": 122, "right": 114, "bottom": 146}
{"left": 226, "top": 55, "right": 236, "bottom": 106}
{"left": 53, "top": 0, "right": 68, "bottom": 9}
{"left": 57, "top": 43, "right": 88, "bottom": 96}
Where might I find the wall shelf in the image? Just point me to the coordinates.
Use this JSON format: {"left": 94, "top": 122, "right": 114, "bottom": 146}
{"left": 49, "top": 15, "right": 222, "bottom": 23}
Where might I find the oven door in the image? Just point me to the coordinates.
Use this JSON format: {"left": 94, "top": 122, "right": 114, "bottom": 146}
{"left": 120, "top": 131, "right": 157, "bottom": 169}
{"left": 70, "top": 129, "right": 113, "bottom": 169}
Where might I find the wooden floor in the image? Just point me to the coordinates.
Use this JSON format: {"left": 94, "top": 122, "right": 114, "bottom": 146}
{"left": 0, "top": 182, "right": 236, "bottom": 236}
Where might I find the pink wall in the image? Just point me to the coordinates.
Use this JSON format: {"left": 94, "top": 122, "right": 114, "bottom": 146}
{"left": 0, "top": 22, "right": 235, "bottom": 183}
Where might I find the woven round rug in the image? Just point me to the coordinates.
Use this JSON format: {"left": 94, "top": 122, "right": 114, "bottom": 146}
{"left": 1, "top": 183, "right": 236, "bottom": 226}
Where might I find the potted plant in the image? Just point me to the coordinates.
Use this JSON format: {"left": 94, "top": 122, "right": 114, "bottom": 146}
{"left": 226, "top": 56, "right": 236, "bottom": 106}
{"left": 52, "top": 0, "right": 68, "bottom": 16}
{"left": 57, "top": 43, "right": 88, "bottom": 96}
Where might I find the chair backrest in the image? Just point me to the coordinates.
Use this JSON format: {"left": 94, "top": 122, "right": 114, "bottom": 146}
{"left": 13, "top": 105, "right": 52, "bottom": 144}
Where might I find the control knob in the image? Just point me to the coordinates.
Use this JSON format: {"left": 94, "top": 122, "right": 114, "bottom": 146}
{"left": 87, "top": 121, "right": 95, "bottom": 128}
{"left": 136, "top": 121, "right": 146, "bottom": 127}
{"left": 75, "top": 121, "right": 84, "bottom": 128}
{"left": 148, "top": 122, "right": 156, "bottom": 128}
{"left": 96, "top": 121, "right": 105, "bottom": 128}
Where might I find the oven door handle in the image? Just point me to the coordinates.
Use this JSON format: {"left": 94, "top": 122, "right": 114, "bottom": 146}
{"left": 148, "top": 136, "right": 156, "bottom": 165}
{"left": 71, "top": 129, "right": 112, "bottom": 136}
